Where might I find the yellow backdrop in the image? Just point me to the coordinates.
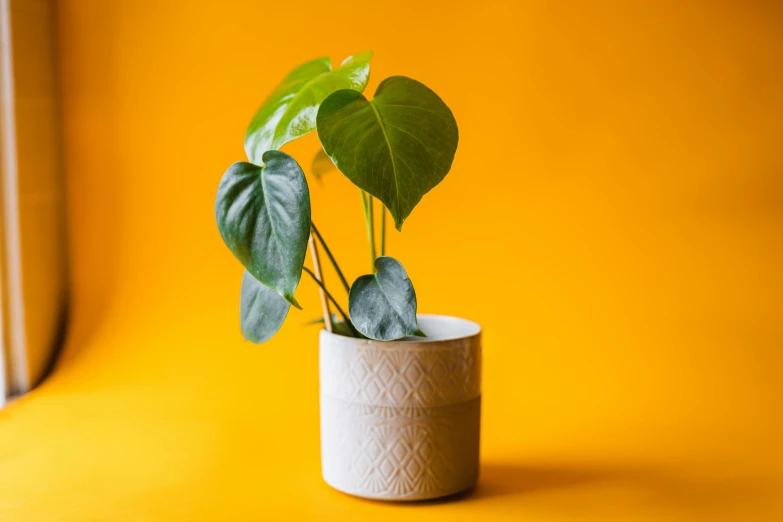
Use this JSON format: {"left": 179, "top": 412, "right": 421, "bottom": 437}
{"left": 1, "top": 0, "right": 781, "bottom": 520}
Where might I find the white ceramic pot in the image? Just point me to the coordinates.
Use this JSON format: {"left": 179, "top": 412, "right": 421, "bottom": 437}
{"left": 320, "top": 314, "right": 482, "bottom": 501}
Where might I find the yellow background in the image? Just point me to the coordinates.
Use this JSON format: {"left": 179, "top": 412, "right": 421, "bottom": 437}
{"left": 1, "top": 0, "right": 782, "bottom": 520}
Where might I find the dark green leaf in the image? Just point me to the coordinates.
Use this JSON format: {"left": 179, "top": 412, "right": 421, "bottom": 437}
{"left": 348, "top": 256, "right": 424, "bottom": 341}
{"left": 240, "top": 270, "right": 290, "bottom": 343}
{"left": 215, "top": 150, "right": 310, "bottom": 308}
{"left": 311, "top": 148, "right": 336, "bottom": 179}
{"left": 316, "top": 76, "right": 458, "bottom": 230}
{"left": 244, "top": 52, "right": 373, "bottom": 164}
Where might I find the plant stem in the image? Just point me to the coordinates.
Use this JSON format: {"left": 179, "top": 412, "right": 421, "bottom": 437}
{"left": 308, "top": 233, "right": 333, "bottom": 333}
{"left": 380, "top": 206, "right": 386, "bottom": 257}
{"left": 360, "top": 190, "right": 376, "bottom": 272}
{"left": 302, "top": 266, "right": 353, "bottom": 331}
{"left": 368, "top": 195, "right": 376, "bottom": 271}
{"left": 310, "top": 222, "right": 351, "bottom": 295}
{"left": 360, "top": 190, "right": 369, "bottom": 226}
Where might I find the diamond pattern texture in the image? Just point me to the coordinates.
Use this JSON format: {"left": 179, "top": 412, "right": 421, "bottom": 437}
{"left": 320, "top": 336, "right": 481, "bottom": 407}
{"left": 319, "top": 330, "right": 482, "bottom": 500}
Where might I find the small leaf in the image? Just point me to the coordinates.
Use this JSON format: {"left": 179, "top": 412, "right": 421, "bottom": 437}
{"left": 311, "top": 148, "right": 336, "bottom": 179}
{"left": 348, "top": 256, "right": 424, "bottom": 341}
{"left": 244, "top": 51, "right": 373, "bottom": 164}
{"left": 316, "top": 76, "right": 458, "bottom": 230}
{"left": 215, "top": 150, "right": 310, "bottom": 308}
{"left": 240, "top": 270, "right": 290, "bottom": 343}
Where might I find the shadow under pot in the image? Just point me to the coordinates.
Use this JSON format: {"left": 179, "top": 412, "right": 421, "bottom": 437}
{"left": 319, "top": 314, "right": 482, "bottom": 501}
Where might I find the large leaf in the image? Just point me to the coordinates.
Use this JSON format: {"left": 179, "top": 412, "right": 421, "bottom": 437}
{"left": 240, "top": 270, "right": 290, "bottom": 343}
{"left": 316, "top": 76, "right": 458, "bottom": 230}
{"left": 348, "top": 256, "right": 424, "bottom": 341}
{"left": 244, "top": 51, "right": 373, "bottom": 164}
{"left": 215, "top": 150, "right": 310, "bottom": 308}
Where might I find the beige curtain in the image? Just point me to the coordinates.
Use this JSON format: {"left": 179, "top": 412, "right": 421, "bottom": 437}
{"left": 0, "top": 0, "right": 67, "bottom": 402}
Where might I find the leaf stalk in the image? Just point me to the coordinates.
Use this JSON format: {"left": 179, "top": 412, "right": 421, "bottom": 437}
{"left": 310, "top": 222, "right": 351, "bottom": 295}
{"left": 302, "top": 267, "right": 357, "bottom": 336}
{"left": 380, "top": 206, "right": 386, "bottom": 257}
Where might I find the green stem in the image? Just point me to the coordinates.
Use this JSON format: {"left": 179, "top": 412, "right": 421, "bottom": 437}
{"left": 302, "top": 266, "right": 354, "bottom": 333}
{"left": 368, "top": 196, "right": 376, "bottom": 271}
{"left": 380, "top": 206, "right": 386, "bottom": 257}
{"left": 360, "top": 190, "right": 375, "bottom": 272}
{"left": 310, "top": 222, "right": 350, "bottom": 295}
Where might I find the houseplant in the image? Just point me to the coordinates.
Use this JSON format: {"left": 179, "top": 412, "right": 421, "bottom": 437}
{"left": 215, "top": 52, "right": 482, "bottom": 501}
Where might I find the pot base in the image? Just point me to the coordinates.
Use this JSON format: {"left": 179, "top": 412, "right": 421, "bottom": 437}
{"left": 320, "top": 395, "right": 481, "bottom": 501}
{"left": 323, "top": 475, "right": 479, "bottom": 502}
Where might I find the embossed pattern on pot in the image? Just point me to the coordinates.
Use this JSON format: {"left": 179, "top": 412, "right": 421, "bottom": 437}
{"left": 319, "top": 315, "right": 482, "bottom": 501}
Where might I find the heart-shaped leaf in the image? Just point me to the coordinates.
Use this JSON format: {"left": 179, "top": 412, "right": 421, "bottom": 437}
{"left": 316, "top": 76, "right": 458, "bottom": 230}
{"left": 240, "top": 270, "right": 290, "bottom": 343}
{"left": 244, "top": 51, "right": 373, "bottom": 164}
{"left": 215, "top": 150, "right": 310, "bottom": 308}
{"left": 348, "top": 256, "right": 424, "bottom": 341}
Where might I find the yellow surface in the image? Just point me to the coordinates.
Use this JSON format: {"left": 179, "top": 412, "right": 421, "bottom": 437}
{"left": 1, "top": 0, "right": 782, "bottom": 520}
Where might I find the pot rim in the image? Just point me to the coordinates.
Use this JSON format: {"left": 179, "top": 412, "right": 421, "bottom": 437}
{"left": 320, "top": 313, "right": 481, "bottom": 346}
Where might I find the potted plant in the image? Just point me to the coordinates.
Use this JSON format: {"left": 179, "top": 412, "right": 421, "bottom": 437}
{"left": 215, "top": 51, "right": 482, "bottom": 501}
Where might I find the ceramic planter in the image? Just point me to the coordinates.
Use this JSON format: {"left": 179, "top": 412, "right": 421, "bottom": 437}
{"left": 320, "top": 314, "right": 482, "bottom": 501}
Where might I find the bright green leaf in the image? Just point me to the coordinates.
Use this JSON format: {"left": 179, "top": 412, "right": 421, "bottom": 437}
{"left": 316, "top": 76, "right": 458, "bottom": 230}
{"left": 244, "top": 51, "right": 373, "bottom": 164}
{"left": 215, "top": 150, "right": 310, "bottom": 308}
{"left": 348, "top": 256, "right": 424, "bottom": 341}
{"left": 240, "top": 270, "right": 290, "bottom": 343}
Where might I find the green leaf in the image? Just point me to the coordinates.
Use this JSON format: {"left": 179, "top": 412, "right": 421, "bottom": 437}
{"left": 244, "top": 51, "right": 373, "bottom": 164}
{"left": 240, "top": 270, "right": 290, "bottom": 343}
{"left": 316, "top": 76, "right": 458, "bottom": 230}
{"left": 348, "top": 256, "right": 424, "bottom": 341}
{"left": 311, "top": 148, "right": 336, "bottom": 179}
{"left": 215, "top": 150, "right": 310, "bottom": 308}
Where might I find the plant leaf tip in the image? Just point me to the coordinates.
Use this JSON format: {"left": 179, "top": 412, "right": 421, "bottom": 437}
{"left": 288, "top": 294, "right": 303, "bottom": 310}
